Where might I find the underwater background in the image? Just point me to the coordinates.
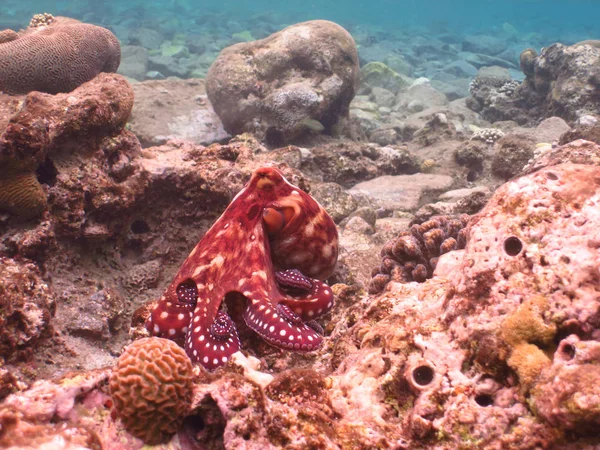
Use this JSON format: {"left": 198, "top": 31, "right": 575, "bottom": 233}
{"left": 2, "top": 0, "right": 600, "bottom": 79}
{"left": 3, "top": 0, "right": 600, "bottom": 448}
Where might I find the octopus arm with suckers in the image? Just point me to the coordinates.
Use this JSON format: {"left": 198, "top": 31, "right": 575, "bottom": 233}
{"left": 146, "top": 167, "right": 338, "bottom": 370}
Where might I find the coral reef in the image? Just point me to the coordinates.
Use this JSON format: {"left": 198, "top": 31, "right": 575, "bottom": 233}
{"left": 368, "top": 214, "right": 469, "bottom": 294}
{"left": 0, "top": 257, "right": 55, "bottom": 362}
{"left": 0, "top": 72, "right": 135, "bottom": 220}
{"left": 145, "top": 167, "right": 339, "bottom": 370}
{"left": 109, "top": 337, "right": 193, "bottom": 444}
{"left": 468, "top": 43, "right": 600, "bottom": 125}
{"left": 470, "top": 127, "right": 505, "bottom": 144}
{"left": 29, "top": 13, "right": 55, "bottom": 28}
{"left": 0, "top": 16, "right": 120, "bottom": 95}
{"left": 206, "top": 20, "right": 360, "bottom": 143}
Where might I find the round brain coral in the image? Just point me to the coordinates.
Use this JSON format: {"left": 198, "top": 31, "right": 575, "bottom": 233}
{"left": 0, "top": 16, "right": 120, "bottom": 95}
{"left": 109, "top": 337, "right": 194, "bottom": 445}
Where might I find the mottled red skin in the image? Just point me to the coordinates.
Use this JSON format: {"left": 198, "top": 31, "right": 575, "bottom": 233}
{"left": 146, "top": 167, "right": 338, "bottom": 370}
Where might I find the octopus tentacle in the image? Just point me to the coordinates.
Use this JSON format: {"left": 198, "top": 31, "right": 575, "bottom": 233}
{"left": 275, "top": 269, "right": 313, "bottom": 292}
{"left": 243, "top": 301, "right": 321, "bottom": 351}
{"left": 185, "top": 311, "right": 241, "bottom": 370}
{"left": 145, "top": 296, "right": 193, "bottom": 341}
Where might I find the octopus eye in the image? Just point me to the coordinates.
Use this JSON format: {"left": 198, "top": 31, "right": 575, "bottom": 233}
{"left": 263, "top": 206, "right": 295, "bottom": 236}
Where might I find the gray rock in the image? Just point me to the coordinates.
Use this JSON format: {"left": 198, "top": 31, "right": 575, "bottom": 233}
{"left": 370, "top": 127, "right": 398, "bottom": 146}
{"left": 310, "top": 182, "right": 358, "bottom": 223}
{"left": 395, "top": 81, "right": 448, "bottom": 114}
{"left": 117, "top": 45, "right": 149, "bottom": 81}
{"left": 129, "top": 78, "right": 230, "bottom": 146}
{"left": 351, "top": 109, "right": 382, "bottom": 136}
{"left": 384, "top": 54, "right": 414, "bottom": 76}
{"left": 349, "top": 173, "right": 455, "bottom": 212}
{"left": 442, "top": 60, "right": 478, "bottom": 78}
{"left": 462, "top": 35, "right": 507, "bottom": 56}
{"left": 206, "top": 20, "right": 360, "bottom": 144}
{"left": 148, "top": 55, "right": 190, "bottom": 78}
{"left": 370, "top": 87, "right": 396, "bottom": 108}
{"left": 129, "top": 27, "right": 164, "bottom": 50}
{"left": 361, "top": 61, "right": 412, "bottom": 94}
{"left": 533, "top": 117, "right": 571, "bottom": 143}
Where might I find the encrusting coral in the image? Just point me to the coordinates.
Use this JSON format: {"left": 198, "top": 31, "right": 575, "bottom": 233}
{"left": 369, "top": 214, "right": 469, "bottom": 294}
{"left": 109, "top": 337, "right": 193, "bottom": 445}
{"left": 0, "top": 15, "right": 120, "bottom": 95}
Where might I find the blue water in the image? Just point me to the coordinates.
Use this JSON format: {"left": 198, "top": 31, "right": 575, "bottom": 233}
{"left": 2, "top": 0, "right": 599, "bottom": 38}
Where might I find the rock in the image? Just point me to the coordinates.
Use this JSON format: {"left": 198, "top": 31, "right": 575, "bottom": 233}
{"left": 491, "top": 133, "right": 536, "bottom": 179}
{"left": 369, "top": 127, "right": 398, "bottom": 146}
{"left": 206, "top": 20, "right": 360, "bottom": 144}
{"left": 129, "top": 78, "right": 230, "bottom": 146}
{"left": 462, "top": 35, "right": 507, "bottom": 56}
{"left": 344, "top": 216, "right": 374, "bottom": 235}
{"left": 350, "top": 108, "right": 381, "bottom": 136}
{"left": 118, "top": 45, "right": 149, "bottom": 80}
{"left": 533, "top": 117, "right": 571, "bottom": 143}
{"left": 300, "top": 142, "right": 419, "bottom": 188}
{"left": 65, "top": 288, "right": 124, "bottom": 341}
{"left": 383, "top": 54, "right": 413, "bottom": 76}
{"left": 395, "top": 81, "right": 448, "bottom": 115}
{"left": 441, "top": 60, "right": 478, "bottom": 78}
{"left": 369, "top": 87, "right": 396, "bottom": 108}
{"left": 308, "top": 182, "right": 358, "bottom": 223}
{"left": 361, "top": 61, "right": 411, "bottom": 94}
{"left": 430, "top": 78, "right": 471, "bottom": 101}
{"left": 349, "top": 173, "right": 455, "bottom": 212}
{"left": 147, "top": 55, "right": 189, "bottom": 78}
{"left": 129, "top": 27, "right": 164, "bottom": 50}
{"left": 0, "top": 257, "right": 55, "bottom": 362}
{"left": 532, "top": 336, "right": 600, "bottom": 432}
{"left": 412, "top": 112, "right": 456, "bottom": 146}
{"left": 559, "top": 115, "right": 600, "bottom": 145}
{"left": 522, "top": 139, "right": 600, "bottom": 175}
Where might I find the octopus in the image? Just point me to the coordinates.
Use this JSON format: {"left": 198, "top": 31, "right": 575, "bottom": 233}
{"left": 146, "top": 167, "right": 339, "bottom": 370}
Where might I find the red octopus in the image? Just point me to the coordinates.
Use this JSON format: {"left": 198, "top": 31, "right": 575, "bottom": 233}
{"left": 146, "top": 167, "right": 338, "bottom": 370}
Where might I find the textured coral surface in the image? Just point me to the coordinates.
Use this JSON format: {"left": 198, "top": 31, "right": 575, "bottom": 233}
{"left": 109, "top": 337, "right": 193, "bottom": 444}
{"left": 0, "top": 16, "right": 120, "bottom": 95}
{"left": 0, "top": 257, "right": 55, "bottom": 362}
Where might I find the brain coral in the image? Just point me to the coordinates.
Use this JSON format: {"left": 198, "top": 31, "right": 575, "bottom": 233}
{"left": 109, "top": 337, "right": 193, "bottom": 445}
{"left": 0, "top": 16, "right": 120, "bottom": 95}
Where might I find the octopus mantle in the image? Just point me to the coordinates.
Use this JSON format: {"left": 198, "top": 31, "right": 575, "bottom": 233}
{"left": 146, "top": 167, "right": 338, "bottom": 370}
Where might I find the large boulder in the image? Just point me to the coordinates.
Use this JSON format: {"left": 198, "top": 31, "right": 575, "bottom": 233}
{"left": 206, "top": 20, "right": 360, "bottom": 144}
